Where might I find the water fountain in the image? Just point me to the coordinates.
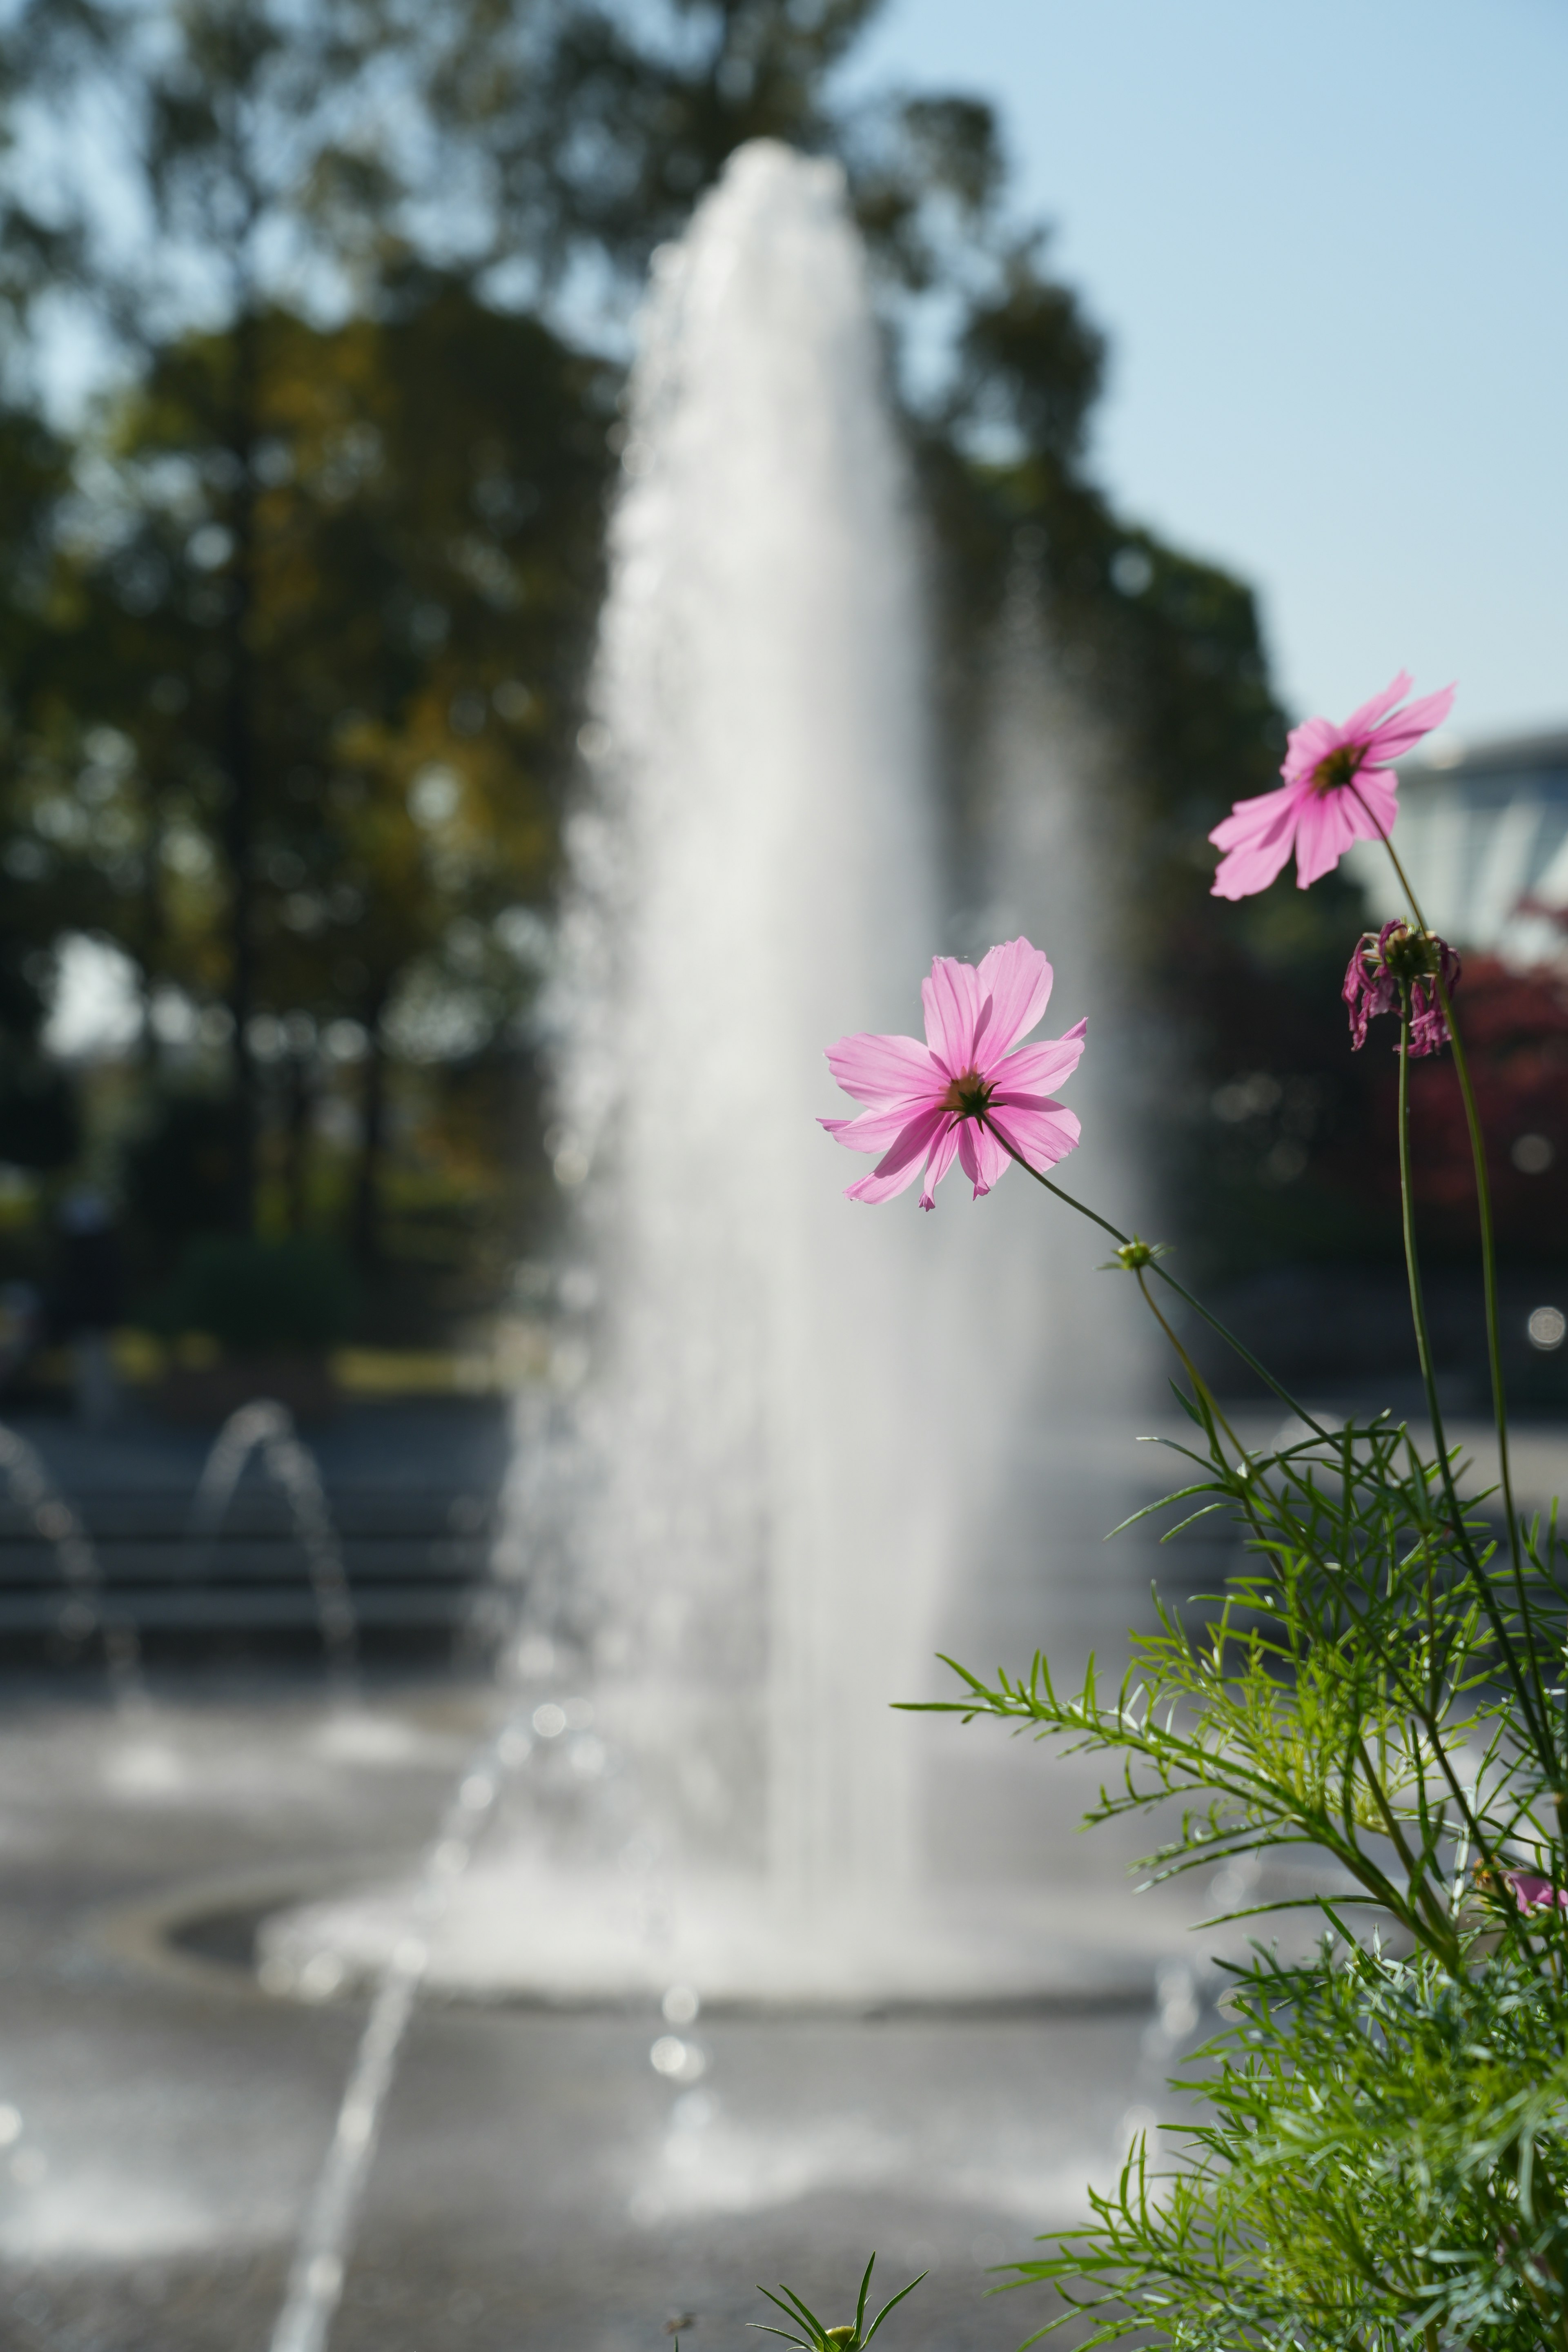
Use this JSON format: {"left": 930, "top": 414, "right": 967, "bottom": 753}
{"left": 270, "top": 140, "right": 1158, "bottom": 2019}
{"left": 0, "top": 1419, "right": 149, "bottom": 1715}
{"left": 189, "top": 1401, "right": 360, "bottom": 1690}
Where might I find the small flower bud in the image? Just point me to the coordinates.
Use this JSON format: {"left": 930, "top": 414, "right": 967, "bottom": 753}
{"left": 1102, "top": 1236, "right": 1167, "bottom": 1273}
{"left": 826, "top": 2331, "right": 856, "bottom": 2345}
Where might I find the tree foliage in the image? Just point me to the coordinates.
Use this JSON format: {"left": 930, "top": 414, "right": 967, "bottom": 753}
{"left": 0, "top": 0, "right": 1318, "bottom": 1297}
{"left": 28, "top": 276, "right": 610, "bottom": 1254}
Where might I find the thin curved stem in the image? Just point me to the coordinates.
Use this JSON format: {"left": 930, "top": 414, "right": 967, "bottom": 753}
{"left": 1132, "top": 1265, "right": 1248, "bottom": 1468}
{"left": 1394, "top": 994, "right": 1548, "bottom": 1762}
{"left": 980, "top": 1125, "right": 1331, "bottom": 1440}
{"left": 1348, "top": 778, "right": 1550, "bottom": 1769}
{"left": 1396, "top": 998, "right": 1448, "bottom": 1470}
{"left": 1434, "top": 966, "right": 1547, "bottom": 1747}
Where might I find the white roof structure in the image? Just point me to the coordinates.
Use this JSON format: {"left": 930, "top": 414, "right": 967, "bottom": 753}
{"left": 1345, "top": 728, "right": 1568, "bottom": 965}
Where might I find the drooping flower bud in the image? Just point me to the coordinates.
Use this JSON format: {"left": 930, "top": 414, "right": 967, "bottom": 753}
{"left": 1343, "top": 920, "right": 1461, "bottom": 1057}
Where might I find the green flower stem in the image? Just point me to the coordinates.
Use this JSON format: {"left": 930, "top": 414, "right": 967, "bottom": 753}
{"left": 1397, "top": 996, "right": 1448, "bottom": 1467}
{"left": 1353, "top": 1728, "right": 1457, "bottom": 1955}
{"left": 1395, "top": 994, "right": 1549, "bottom": 1764}
{"left": 1130, "top": 1265, "right": 1248, "bottom": 1467}
{"left": 1240, "top": 1459, "right": 1510, "bottom": 1908}
{"left": 981, "top": 1124, "right": 1330, "bottom": 1439}
{"left": 1433, "top": 964, "right": 1547, "bottom": 1740}
{"left": 1350, "top": 779, "right": 1552, "bottom": 1766}
{"left": 991, "top": 1106, "right": 1549, "bottom": 1930}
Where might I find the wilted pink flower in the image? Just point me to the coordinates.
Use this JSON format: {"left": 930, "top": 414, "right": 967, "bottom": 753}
{"left": 1209, "top": 671, "right": 1456, "bottom": 900}
{"left": 822, "top": 938, "right": 1085, "bottom": 1209}
{"left": 1343, "top": 920, "right": 1461, "bottom": 1056}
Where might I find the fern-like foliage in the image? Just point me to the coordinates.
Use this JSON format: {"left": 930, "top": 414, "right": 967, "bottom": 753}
{"left": 912, "top": 1378, "right": 1568, "bottom": 2352}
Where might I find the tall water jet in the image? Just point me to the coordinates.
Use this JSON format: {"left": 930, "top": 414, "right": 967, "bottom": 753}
{"left": 190, "top": 1401, "right": 359, "bottom": 1693}
{"left": 277, "top": 141, "right": 1159, "bottom": 2008}
{"left": 550, "top": 137, "right": 949, "bottom": 1920}
{"left": 0, "top": 1420, "right": 149, "bottom": 1716}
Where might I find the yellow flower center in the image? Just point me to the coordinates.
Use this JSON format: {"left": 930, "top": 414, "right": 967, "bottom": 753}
{"left": 1310, "top": 744, "right": 1365, "bottom": 796}
{"left": 942, "top": 1069, "right": 993, "bottom": 1118}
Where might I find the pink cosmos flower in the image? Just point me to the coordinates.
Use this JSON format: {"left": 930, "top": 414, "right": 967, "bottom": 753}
{"left": 1209, "top": 671, "right": 1456, "bottom": 900}
{"left": 822, "top": 938, "right": 1085, "bottom": 1210}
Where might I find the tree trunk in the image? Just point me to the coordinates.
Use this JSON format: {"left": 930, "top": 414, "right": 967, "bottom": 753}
{"left": 283, "top": 1045, "right": 314, "bottom": 1235}
{"left": 350, "top": 1003, "right": 389, "bottom": 1270}
{"left": 138, "top": 774, "right": 164, "bottom": 1074}
{"left": 222, "top": 301, "right": 261, "bottom": 1234}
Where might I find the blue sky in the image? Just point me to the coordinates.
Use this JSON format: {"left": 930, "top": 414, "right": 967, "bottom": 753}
{"left": 844, "top": 0, "right": 1568, "bottom": 747}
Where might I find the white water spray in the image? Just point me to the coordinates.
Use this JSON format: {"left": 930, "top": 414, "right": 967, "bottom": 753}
{"left": 277, "top": 143, "right": 1156, "bottom": 2012}
{"left": 0, "top": 1420, "right": 149, "bottom": 1715}
{"left": 190, "top": 1401, "right": 360, "bottom": 1690}
{"left": 555, "top": 139, "right": 953, "bottom": 1912}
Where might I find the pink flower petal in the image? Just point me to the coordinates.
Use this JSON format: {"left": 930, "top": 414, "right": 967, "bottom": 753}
{"left": 920, "top": 956, "right": 984, "bottom": 1074}
{"left": 917, "top": 1118, "right": 962, "bottom": 1210}
{"left": 825, "top": 1030, "right": 943, "bottom": 1106}
{"left": 971, "top": 938, "right": 1054, "bottom": 1057}
{"left": 987, "top": 1100, "right": 1081, "bottom": 1171}
{"left": 1343, "top": 766, "right": 1399, "bottom": 839}
{"left": 989, "top": 1018, "right": 1087, "bottom": 1097}
{"left": 1211, "top": 791, "right": 1303, "bottom": 899}
{"left": 956, "top": 1118, "right": 999, "bottom": 1196}
{"left": 1209, "top": 780, "right": 1302, "bottom": 855}
{"left": 1292, "top": 790, "right": 1361, "bottom": 889}
{"left": 820, "top": 1101, "right": 940, "bottom": 1154}
{"left": 845, "top": 1163, "right": 924, "bottom": 1205}
{"left": 1362, "top": 681, "right": 1457, "bottom": 764}
{"left": 1212, "top": 846, "right": 1285, "bottom": 900}
{"left": 1281, "top": 714, "right": 1341, "bottom": 786}
{"left": 844, "top": 1107, "right": 947, "bottom": 1204}
{"left": 954, "top": 1121, "right": 980, "bottom": 1189}
{"left": 1336, "top": 669, "right": 1414, "bottom": 744}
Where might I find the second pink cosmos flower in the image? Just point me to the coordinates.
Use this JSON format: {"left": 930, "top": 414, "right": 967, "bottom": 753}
{"left": 1209, "top": 670, "right": 1456, "bottom": 900}
{"left": 822, "top": 937, "right": 1085, "bottom": 1209}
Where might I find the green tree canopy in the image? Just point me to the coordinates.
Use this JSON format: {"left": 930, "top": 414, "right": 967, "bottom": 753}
{"left": 0, "top": 0, "right": 1331, "bottom": 1290}
{"left": 33, "top": 276, "right": 611, "bottom": 1252}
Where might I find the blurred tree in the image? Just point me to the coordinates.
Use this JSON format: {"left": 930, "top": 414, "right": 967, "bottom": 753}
{"left": 44, "top": 278, "right": 610, "bottom": 1263}
{"left": 412, "top": 0, "right": 1326, "bottom": 1270}
{"left": 412, "top": 0, "right": 1011, "bottom": 292}
{"left": 0, "top": 0, "right": 414, "bottom": 1227}
{"left": 0, "top": 401, "right": 112, "bottom": 1171}
{"left": 411, "top": 4, "right": 1294, "bottom": 852}
{"left": 121, "top": 1094, "right": 235, "bottom": 1250}
{"left": 0, "top": 409, "right": 86, "bottom": 1030}
{"left": 0, "top": 0, "right": 1353, "bottom": 1292}
{"left": 408, "top": 0, "right": 1287, "bottom": 842}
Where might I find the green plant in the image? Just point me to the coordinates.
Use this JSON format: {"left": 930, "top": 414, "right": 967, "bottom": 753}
{"left": 880, "top": 720, "right": 1568, "bottom": 2350}
{"left": 912, "top": 1105, "right": 1568, "bottom": 2348}
{"left": 924, "top": 1353, "right": 1568, "bottom": 2348}
{"left": 158, "top": 1234, "right": 357, "bottom": 1355}
{"left": 751, "top": 2256, "right": 926, "bottom": 2351}
{"left": 123, "top": 1096, "right": 236, "bottom": 1243}
{"left": 0, "top": 1059, "right": 80, "bottom": 1172}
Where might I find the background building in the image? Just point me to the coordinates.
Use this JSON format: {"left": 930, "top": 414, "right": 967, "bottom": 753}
{"left": 1350, "top": 729, "right": 1568, "bottom": 962}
